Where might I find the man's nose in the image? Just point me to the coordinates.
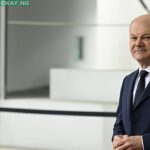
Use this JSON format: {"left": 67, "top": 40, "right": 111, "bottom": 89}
{"left": 135, "top": 38, "right": 144, "bottom": 46}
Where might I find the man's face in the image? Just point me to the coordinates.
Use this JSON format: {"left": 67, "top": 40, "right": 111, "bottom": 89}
{"left": 129, "top": 18, "right": 150, "bottom": 68}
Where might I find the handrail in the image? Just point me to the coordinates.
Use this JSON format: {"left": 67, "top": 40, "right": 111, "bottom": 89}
{"left": 0, "top": 107, "right": 116, "bottom": 117}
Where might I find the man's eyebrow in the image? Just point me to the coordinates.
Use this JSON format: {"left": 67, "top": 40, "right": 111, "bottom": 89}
{"left": 143, "top": 34, "right": 150, "bottom": 36}
{"left": 129, "top": 33, "right": 150, "bottom": 36}
{"left": 129, "top": 34, "right": 136, "bottom": 36}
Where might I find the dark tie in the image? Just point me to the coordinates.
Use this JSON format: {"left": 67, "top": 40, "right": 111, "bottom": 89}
{"left": 134, "top": 70, "right": 148, "bottom": 106}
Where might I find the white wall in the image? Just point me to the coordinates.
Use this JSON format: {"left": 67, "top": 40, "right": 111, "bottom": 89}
{"left": 0, "top": 68, "right": 120, "bottom": 150}
{"left": 97, "top": 0, "right": 146, "bottom": 24}
{"left": 96, "top": 0, "right": 146, "bottom": 69}
{"left": 6, "top": 0, "right": 147, "bottom": 92}
{"left": 50, "top": 69, "right": 132, "bottom": 102}
{"left": 0, "top": 100, "right": 116, "bottom": 150}
{"left": 6, "top": 0, "right": 97, "bottom": 92}
{"left": 0, "top": 1, "right": 148, "bottom": 149}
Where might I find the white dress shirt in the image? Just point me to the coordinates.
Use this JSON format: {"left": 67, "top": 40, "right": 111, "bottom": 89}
{"left": 133, "top": 66, "right": 150, "bottom": 103}
{"left": 132, "top": 65, "right": 150, "bottom": 150}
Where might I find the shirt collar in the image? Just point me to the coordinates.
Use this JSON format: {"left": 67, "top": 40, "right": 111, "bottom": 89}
{"left": 139, "top": 65, "right": 150, "bottom": 74}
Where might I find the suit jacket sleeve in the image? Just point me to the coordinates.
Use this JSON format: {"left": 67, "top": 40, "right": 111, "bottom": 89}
{"left": 143, "top": 133, "right": 150, "bottom": 150}
{"left": 113, "top": 78, "right": 126, "bottom": 139}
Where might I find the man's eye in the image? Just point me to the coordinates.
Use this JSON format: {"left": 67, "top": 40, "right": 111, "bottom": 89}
{"left": 130, "top": 37, "right": 137, "bottom": 40}
{"left": 143, "top": 36, "right": 150, "bottom": 40}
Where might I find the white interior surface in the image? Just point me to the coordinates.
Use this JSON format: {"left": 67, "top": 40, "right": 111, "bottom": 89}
{"left": 0, "top": 99, "right": 116, "bottom": 112}
{"left": 6, "top": 0, "right": 145, "bottom": 92}
{"left": 0, "top": 99, "right": 116, "bottom": 150}
{"left": 50, "top": 69, "right": 133, "bottom": 102}
{"left": 97, "top": 0, "right": 146, "bottom": 24}
{"left": 0, "top": 0, "right": 147, "bottom": 149}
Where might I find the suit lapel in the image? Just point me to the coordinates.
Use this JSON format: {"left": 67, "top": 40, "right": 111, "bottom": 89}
{"left": 124, "top": 70, "right": 138, "bottom": 133}
{"left": 134, "top": 81, "right": 150, "bottom": 109}
{"left": 126, "top": 70, "right": 138, "bottom": 109}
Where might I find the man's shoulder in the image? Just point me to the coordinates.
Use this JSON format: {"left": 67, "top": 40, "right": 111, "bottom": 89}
{"left": 125, "top": 69, "right": 138, "bottom": 79}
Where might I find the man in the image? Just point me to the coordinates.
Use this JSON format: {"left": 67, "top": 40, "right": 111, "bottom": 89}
{"left": 112, "top": 14, "right": 150, "bottom": 150}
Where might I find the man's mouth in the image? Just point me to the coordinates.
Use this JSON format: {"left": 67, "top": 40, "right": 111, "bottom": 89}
{"left": 137, "top": 48, "right": 142, "bottom": 51}
{"left": 135, "top": 48, "right": 145, "bottom": 52}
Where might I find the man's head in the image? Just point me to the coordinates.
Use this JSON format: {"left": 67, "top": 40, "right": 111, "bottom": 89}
{"left": 129, "top": 14, "right": 150, "bottom": 69}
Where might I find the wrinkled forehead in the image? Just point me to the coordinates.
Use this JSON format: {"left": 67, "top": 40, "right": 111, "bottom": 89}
{"left": 129, "top": 15, "right": 150, "bottom": 34}
{"left": 130, "top": 15, "right": 150, "bottom": 28}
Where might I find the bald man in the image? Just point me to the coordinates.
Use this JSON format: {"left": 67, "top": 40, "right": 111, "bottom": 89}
{"left": 112, "top": 14, "right": 150, "bottom": 150}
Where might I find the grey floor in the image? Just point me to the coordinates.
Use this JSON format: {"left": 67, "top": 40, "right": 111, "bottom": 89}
{"left": 6, "top": 86, "right": 49, "bottom": 98}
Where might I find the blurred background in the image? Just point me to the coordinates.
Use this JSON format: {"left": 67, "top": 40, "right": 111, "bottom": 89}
{"left": 0, "top": 0, "right": 149, "bottom": 149}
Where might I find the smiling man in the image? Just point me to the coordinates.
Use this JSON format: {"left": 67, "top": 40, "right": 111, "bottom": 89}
{"left": 112, "top": 14, "right": 150, "bottom": 150}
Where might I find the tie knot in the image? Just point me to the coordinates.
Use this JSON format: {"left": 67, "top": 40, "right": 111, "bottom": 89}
{"left": 139, "top": 70, "right": 148, "bottom": 78}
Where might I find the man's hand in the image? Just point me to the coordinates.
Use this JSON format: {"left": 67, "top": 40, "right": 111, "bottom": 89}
{"left": 113, "top": 135, "right": 124, "bottom": 149}
{"left": 112, "top": 135, "right": 143, "bottom": 150}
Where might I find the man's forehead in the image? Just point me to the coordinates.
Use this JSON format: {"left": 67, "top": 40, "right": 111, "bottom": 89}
{"left": 131, "top": 14, "right": 150, "bottom": 25}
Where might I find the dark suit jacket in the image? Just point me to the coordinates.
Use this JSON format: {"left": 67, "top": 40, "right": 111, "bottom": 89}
{"left": 113, "top": 69, "right": 150, "bottom": 150}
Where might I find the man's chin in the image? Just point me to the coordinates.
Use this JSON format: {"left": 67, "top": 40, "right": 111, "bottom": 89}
{"left": 133, "top": 53, "right": 147, "bottom": 61}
